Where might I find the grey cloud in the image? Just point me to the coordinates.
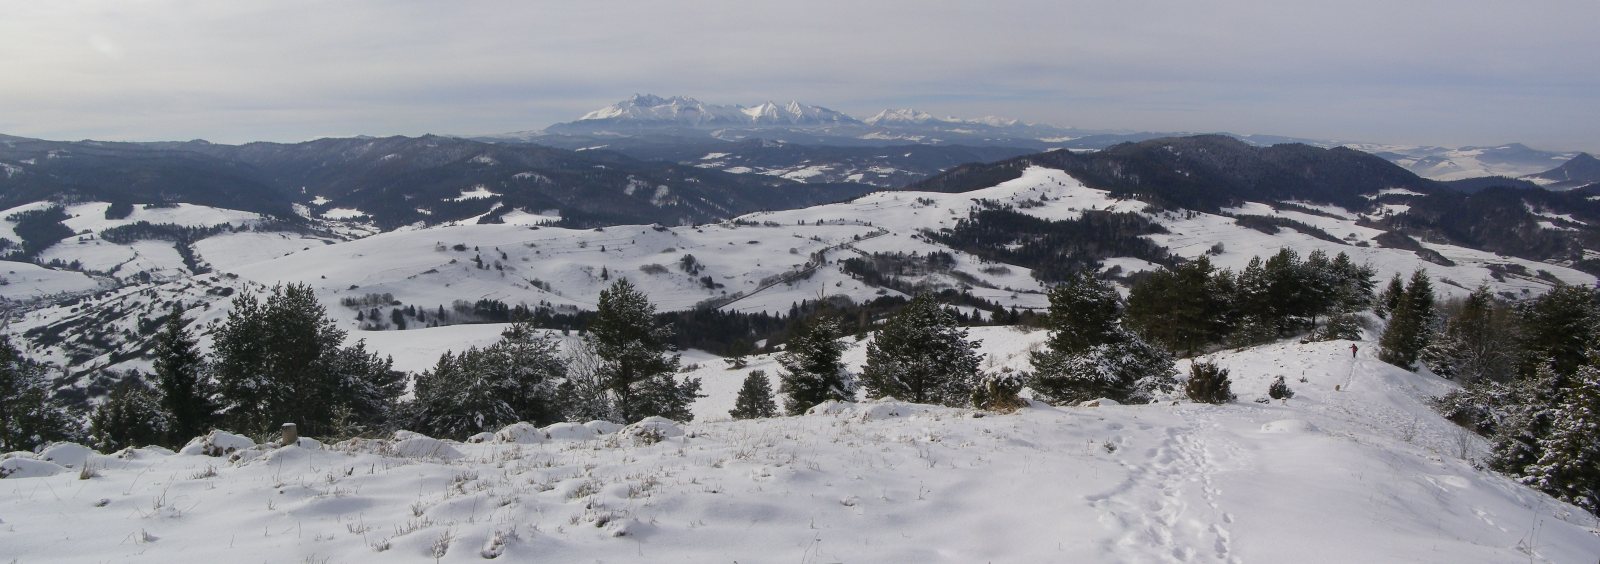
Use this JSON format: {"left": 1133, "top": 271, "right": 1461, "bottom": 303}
{"left": 0, "top": 0, "right": 1595, "bottom": 150}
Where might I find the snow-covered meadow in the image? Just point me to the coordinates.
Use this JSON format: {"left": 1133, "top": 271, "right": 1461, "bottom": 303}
{"left": 4, "top": 328, "right": 1598, "bottom": 563}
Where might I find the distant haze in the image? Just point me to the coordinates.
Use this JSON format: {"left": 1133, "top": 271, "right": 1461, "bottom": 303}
{"left": 1, "top": 1, "right": 1596, "bottom": 151}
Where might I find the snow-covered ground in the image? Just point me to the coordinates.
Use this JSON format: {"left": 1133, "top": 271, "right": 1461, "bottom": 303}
{"left": 4, "top": 328, "right": 1598, "bottom": 563}
{"left": 10, "top": 165, "right": 1596, "bottom": 379}
{"left": 0, "top": 260, "right": 103, "bottom": 300}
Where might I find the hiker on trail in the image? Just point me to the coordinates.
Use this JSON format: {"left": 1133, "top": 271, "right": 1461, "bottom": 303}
{"left": 1350, "top": 343, "right": 1358, "bottom": 358}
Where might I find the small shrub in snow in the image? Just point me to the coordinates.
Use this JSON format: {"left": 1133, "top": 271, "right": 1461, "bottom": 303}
{"left": 971, "top": 372, "right": 1026, "bottom": 412}
{"left": 1268, "top": 376, "right": 1295, "bottom": 401}
{"left": 1185, "top": 361, "right": 1235, "bottom": 404}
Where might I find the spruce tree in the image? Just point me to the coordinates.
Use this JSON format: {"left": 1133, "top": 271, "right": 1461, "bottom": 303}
{"left": 0, "top": 335, "right": 78, "bottom": 452}
{"left": 90, "top": 378, "right": 171, "bottom": 452}
{"left": 152, "top": 305, "right": 214, "bottom": 443}
{"left": 859, "top": 293, "right": 981, "bottom": 406}
{"left": 1523, "top": 363, "right": 1600, "bottom": 513}
{"left": 587, "top": 279, "right": 701, "bottom": 422}
{"left": 1518, "top": 284, "right": 1600, "bottom": 380}
{"left": 777, "top": 315, "right": 853, "bottom": 415}
{"left": 1185, "top": 361, "right": 1235, "bottom": 404}
{"left": 1379, "top": 270, "right": 1434, "bottom": 370}
{"left": 1377, "top": 273, "right": 1405, "bottom": 319}
{"left": 1489, "top": 365, "right": 1562, "bottom": 476}
{"left": 1030, "top": 274, "right": 1176, "bottom": 405}
{"left": 730, "top": 371, "right": 778, "bottom": 419}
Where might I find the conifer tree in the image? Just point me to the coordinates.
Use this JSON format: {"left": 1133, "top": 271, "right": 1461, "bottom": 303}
{"left": 214, "top": 284, "right": 403, "bottom": 436}
{"left": 1489, "top": 365, "right": 1562, "bottom": 476}
{"left": 587, "top": 279, "right": 701, "bottom": 422}
{"left": 859, "top": 294, "right": 981, "bottom": 406}
{"left": 1518, "top": 284, "right": 1600, "bottom": 380}
{"left": 1030, "top": 274, "right": 1176, "bottom": 405}
{"left": 1186, "top": 361, "right": 1235, "bottom": 404}
{"left": 1377, "top": 273, "right": 1405, "bottom": 319}
{"left": 408, "top": 323, "right": 567, "bottom": 438}
{"left": 1126, "top": 256, "right": 1232, "bottom": 355}
{"left": 1523, "top": 364, "right": 1600, "bottom": 513}
{"left": 0, "top": 335, "right": 78, "bottom": 452}
{"left": 777, "top": 315, "right": 853, "bottom": 415}
{"left": 90, "top": 378, "right": 170, "bottom": 452}
{"left": 730, "top": 371, "right": 778, "bottom": 419}
{"left": 493, "top": 322, "right": 567, "bottom": 426}
{"left": 1379, "top": 270, "right": 1435, "bottom": 370}
{"left": 1268, "top": 375, "right": 1295, "bottom": 400}
{"left": 411, "top": 349, "right": 511, "bottom": 438}
{"left": 1422, "top": 286, "right": 1518, "bottom": 383}
{"left": 153, "top": 305, "right": 214, "bottom": 443}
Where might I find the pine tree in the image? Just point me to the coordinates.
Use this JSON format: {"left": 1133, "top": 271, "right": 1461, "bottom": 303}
{"left": 407, "top": 323, "right": 568, "bottom": 438}
{"left": 1379, "top": 270, "right": 1435, "bottom": 370}
{"left": 328, "top": 340, "right": 405, "bottom": 435}
{"left": 410, "top": 349, "right": 514, "bottom": 438}
{"left": 1328, "top": 252, "right": 1376, "bottom": 314}
{"left": 153, "top": 305, "right": 213, "bottom": 443}
{"left": 1518, "top": 284, "right": 1600, "bottom": 380}
{"left": 1126, "top": 256, "right": 1231, "bottom": 355}
{"left": 1185, "top": 361, "right": 1235, "bottom": 404}
{"left": 494, "top": 322, "right": 567, "bottom": 426}
{"left": 587, "top": 279, "right": 701, "bottom": 422}
{"left": 777, "top": 315, "right": 853, "bottom": 415}
{"left": 90, "top": 378, "right": 171, "bottom": 452}
{"left": 1422, "top": 286, "right": 1518, "bottom": 383}
{"left": 1030, "top": 274, "right": 1176, "bottom": 405}
{"left": 1489, "top": 366, "right": 1562, "bottom": 476}
{"left": 1268, "top": 375, "right": 1295, "bottom": 400}
{"left": 1376, "top": 273, "right": 1405, "bottom": 319}
{"left": 1523, "top": 363, "right": 1600, "bottom": 513}
{"left": 214, "top": 284, "right": 402, "bottom": 436}
{"left": 0, "top": 335, "right": 79, "bottom": 452}
{"left": 730, "top": 371, "right": 778, "bottom": 419}
{"left": 859, "top": 294, "right": 981, "bottom": 407}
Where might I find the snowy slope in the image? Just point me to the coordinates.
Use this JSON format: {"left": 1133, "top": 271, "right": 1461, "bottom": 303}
{"left": 0, "top": 261, "right": 102, "bottom": 301}
{"left": 3, "top": 329, "right": 1598, "bottom": 563}
{"left": 11, "top": 166, "right": 1596, "bottom": 380}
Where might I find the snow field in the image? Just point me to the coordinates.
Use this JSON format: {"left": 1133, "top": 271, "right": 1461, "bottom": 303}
{"left": 7, "top": 329, "right": 1599, "bottom": 562}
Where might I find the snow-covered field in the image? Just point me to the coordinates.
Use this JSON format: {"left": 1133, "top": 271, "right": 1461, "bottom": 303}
{"left": 9, "top": 165, "right": 1596, "bottom": 379}
{"left": 4, "top": 328, "right": 1599, "bottom": 563}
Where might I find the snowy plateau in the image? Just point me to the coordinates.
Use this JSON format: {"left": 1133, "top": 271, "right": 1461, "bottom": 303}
{"left": 2, "top": 167, "right": 1600, "bottom": 562}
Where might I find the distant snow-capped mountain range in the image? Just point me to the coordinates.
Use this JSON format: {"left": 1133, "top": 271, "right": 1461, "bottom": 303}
{"left": 531, "top": 94, "right": 1076, "bottom": 143}
{"left": 505, "top": 94, "right": 1589, "bottom": 183}
{"left": 569, "top": 94, "right": 1034, "bottom": 130}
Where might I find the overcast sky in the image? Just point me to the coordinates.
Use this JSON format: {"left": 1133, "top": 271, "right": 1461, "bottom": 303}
{"left": 2, "top": 1, "right": 1596, "bottom": 151}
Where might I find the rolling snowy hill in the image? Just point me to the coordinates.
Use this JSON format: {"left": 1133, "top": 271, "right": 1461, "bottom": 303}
{"left": 10, "top": 166, "right": 1596, "bottom": 392}
{"left": 3, "top": 327, "right": 1597, "bottom": 563}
